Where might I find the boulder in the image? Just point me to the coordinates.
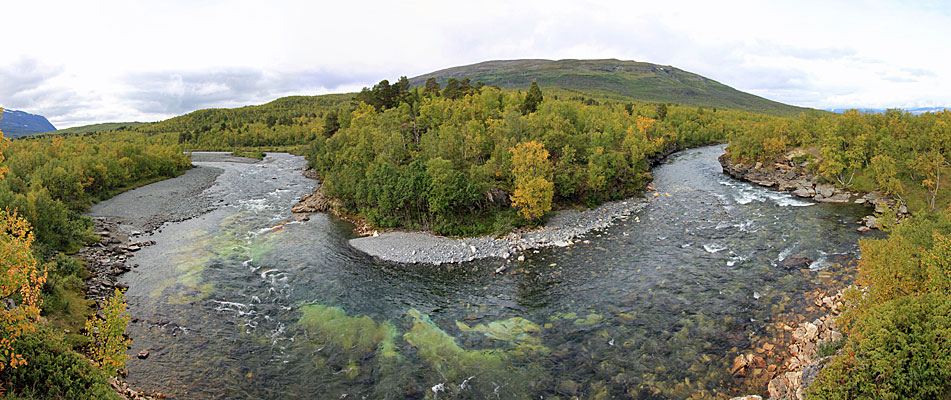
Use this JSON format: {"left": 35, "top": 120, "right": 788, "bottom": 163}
{"left": 780, "top": 255, "right": 812, "bottom": 269}
{"left": 768, "top": 375, "right": 790, "bottom": 399}
{"left": 485, "top": 188, "right": 511, "bottom": 207}
{"left": 792, "top": 188, "right": 815, "bottom": 198}
{"left": 816, "top": 193, "right": 850, "bottom": 203}
{"left": 815, "top": 184, "right": 834, "bottom": 198}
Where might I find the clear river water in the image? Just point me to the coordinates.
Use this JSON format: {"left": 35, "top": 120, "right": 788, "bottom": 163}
{"left": 121, "top": 145, "right": 872, "bottom": 399}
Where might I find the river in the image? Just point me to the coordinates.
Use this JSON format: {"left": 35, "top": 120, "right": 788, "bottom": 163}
{"left": 120, "top": 145, "right": 872, "bottom": 399}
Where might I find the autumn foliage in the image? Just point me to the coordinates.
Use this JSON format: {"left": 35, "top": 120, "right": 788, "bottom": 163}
{"left": 0, "top": 109, "right": 48, "bottom": 371}
{"left": 510, "top": 141, "right": 554, "bottom": 220}
{"left": 85, "top": 288, "right": 132, "bottom": 374}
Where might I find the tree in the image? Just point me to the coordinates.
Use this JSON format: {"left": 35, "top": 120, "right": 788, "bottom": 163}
{"left": 520, "top": 81, "right": 543, "bottom": 115}
{"left": 442, "top": 78, "right": 463, "bottom": 100}
{"left": 655, "top": 103, "right": 668, "bottom": 121}
{"left": 423, "top": 77, "right": 441, "bottom": 97}
{"left": 84, "top": 288, "right": 131, "bottom": 374}
{"left": 321, "top": 110, "right": 340, "bottom": 137}
{"left": 510, "top": 141, "right": 553, "bottom": 220}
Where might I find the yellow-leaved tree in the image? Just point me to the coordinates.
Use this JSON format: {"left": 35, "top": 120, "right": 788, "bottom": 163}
{"left": 85, "top": 288, "right": 132, "bottom": 374}
{"left": 510, "top": 141, "right": 553, "bottom": 220}
{"left": 0, "top": 107, "right": 48, "bottom": 371}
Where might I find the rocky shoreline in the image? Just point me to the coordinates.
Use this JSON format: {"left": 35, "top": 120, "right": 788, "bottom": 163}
{"left": 717, "top": 149, "right": 907, "bottom": 231}
{"left": 347, "top": 196, "right": 650, "bottom": 265}
{"left": 718, "top": 148, "right": 888, "bottom": 400}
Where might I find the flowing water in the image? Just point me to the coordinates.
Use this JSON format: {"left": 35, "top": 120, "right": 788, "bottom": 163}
{"left": 122, "top": 146, "right": 873, "bottom": 399}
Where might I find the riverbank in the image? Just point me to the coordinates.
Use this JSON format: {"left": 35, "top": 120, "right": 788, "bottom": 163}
{"left": 717, "top": 149, "right": 907, "bottom": 231}
{"left": 79, "top": 152, "right": 260, "bottom": 399}
{"left": 718, "top": 148, "right": 875, "bottom": 399}
{"left": 349, "top": 196, "right": 651, "bottom": 265}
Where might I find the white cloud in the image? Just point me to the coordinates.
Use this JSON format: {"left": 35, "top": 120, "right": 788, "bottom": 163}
{"left": 2, "top": 0, "right": 950, "bottom": 127}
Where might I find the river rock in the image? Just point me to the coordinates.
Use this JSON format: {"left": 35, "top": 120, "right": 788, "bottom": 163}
{"left": 292, "top": 187, "right": 331, "bottom": 213}
{"left": 768, "top": 376, "right": 790, "bottom": 399}
{"left": 137, "top": 349, "right": 150, "bottom": 359}
{"left": 779, "top": 255, "right": 812, "bottom": 269}
{"left": 792, "top": 187, "right": 814, "bottom": 198}
{"left": 816, "top": 192, "right": 850, "bottom": 203}
{"left": 815, "top": 184, "right": 834, "bottom": 198}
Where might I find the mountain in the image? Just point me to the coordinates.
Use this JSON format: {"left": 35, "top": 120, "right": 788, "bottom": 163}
{"left": 0, "top": 109, "right": 57, "bottom": 137}
{"left": 409, "top": 59, "right": 815, "bottom": 117}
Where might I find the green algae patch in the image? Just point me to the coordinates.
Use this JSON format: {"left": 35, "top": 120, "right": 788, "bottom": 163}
{"left": 574, "top": 313, "right": 604, "bottom": 326}
{"left": 455, "top": 316, "right": 549, "bottom": 356}
{"left": 404, "top": 308, "right": 506, "bottom": 381}
{"left": 404, "top": 309, "right": 547, "bottom": 398}
{"left": 298, "top": 304, "right": 399, "bottom": 359}
{"left": 455, "top": 317, "right": 541, "bottom": 342}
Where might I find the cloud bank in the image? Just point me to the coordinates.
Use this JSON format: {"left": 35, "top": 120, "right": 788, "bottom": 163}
{"left": 2, "top": 0, "right": 949, "bottom": 128}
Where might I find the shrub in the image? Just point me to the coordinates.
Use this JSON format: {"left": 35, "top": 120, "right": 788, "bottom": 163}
{"left": 807, "top": 293, "right": 951, "bottom": 400}
{"left": 0, "top": 329, "right": 118, "bottom": 399}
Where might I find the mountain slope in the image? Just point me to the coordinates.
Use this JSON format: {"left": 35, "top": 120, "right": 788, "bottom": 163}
{"left": 0, "top": 109, "right": 57, "bottom": 137}
{"left": 409, "top": 59, "right": 814, "bottom": 117}
{"left": 51, "top": 122, "right": 143, "bottom": 136}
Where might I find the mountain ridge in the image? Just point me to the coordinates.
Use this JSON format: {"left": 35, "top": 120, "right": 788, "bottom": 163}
{"left": 409, "top": 58, "right": 816, "bottom": 117}
{"left": 0, "top": 109, "right": 57, "bottom": 137}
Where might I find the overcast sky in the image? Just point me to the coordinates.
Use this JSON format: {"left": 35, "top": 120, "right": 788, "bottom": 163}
{"left": 3, "top": 0, "right": 950, "bottom": 128}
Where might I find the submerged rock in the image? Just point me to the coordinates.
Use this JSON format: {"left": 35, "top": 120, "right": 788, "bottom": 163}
{"left": 779, "top": 255, "right": 812, "bottom": 269}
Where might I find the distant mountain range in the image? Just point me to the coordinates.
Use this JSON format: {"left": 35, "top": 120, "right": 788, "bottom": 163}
{"left": 409, "top": 59, "right": 817, "bottom": 117}
{"left": 827, "top": 107, "right": 950, "bottom": 115}
{"left": 0, "top": 109, "right": 56, "bottom": 137}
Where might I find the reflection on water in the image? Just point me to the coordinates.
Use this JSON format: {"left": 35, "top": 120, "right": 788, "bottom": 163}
{"left": 122, "top": 147, "right": 873, "bottom": 399}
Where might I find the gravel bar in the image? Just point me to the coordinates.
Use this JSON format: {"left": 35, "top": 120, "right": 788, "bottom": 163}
{"left": 349, "top": 197, "right": 649, "bottom": 265}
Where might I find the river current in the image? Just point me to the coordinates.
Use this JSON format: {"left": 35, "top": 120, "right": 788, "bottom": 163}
{"left": 121, "top": 146, "right": 871, "bottom": 399}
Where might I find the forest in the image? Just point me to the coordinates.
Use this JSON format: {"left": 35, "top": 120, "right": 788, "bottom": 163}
{"left": 0, "top": 122, "right": 188, "bottom": 398}
{"left": 1, "top": 77, "right": 950, "bottom": 398}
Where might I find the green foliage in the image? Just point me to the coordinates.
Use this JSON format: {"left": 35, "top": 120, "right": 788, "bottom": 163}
{"left": 140, "top": 94, "right": 352, "bottom": 150}
{"left": 305, "top": 83, "right": 742, "bottom": 235}
{"left": 520, "top": 81, "right": 543, "bottom": 115}
{"left": 0, "top": 132, "right": 189, "bottom": 253}
{"left": 0, "top": 328, "right": 119, "bottom": 400}
{"left": 806, "top": 210, "right": 951, "bottom": 399}
{"left": 230, "top": 150, "right": 266, "bottom": 160}
{"left": 807, "top": 292, "right": 951, "bottom": 400}
{"left": 84, "top": 289, "right": 131, "bottom": 374}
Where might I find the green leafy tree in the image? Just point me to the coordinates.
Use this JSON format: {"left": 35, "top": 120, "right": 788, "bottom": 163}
{"left": 520, "top": 81, "right": 543, "bottom": 115}
{"left": 423, "top": 77, "right": 441, "bottom": 97}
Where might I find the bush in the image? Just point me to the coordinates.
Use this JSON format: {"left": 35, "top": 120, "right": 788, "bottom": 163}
{"left": 807, "top": 293, "right": 951, "bottom": 400}
{"left": 0, "top": 330, "right": 118, "bottom": 400}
